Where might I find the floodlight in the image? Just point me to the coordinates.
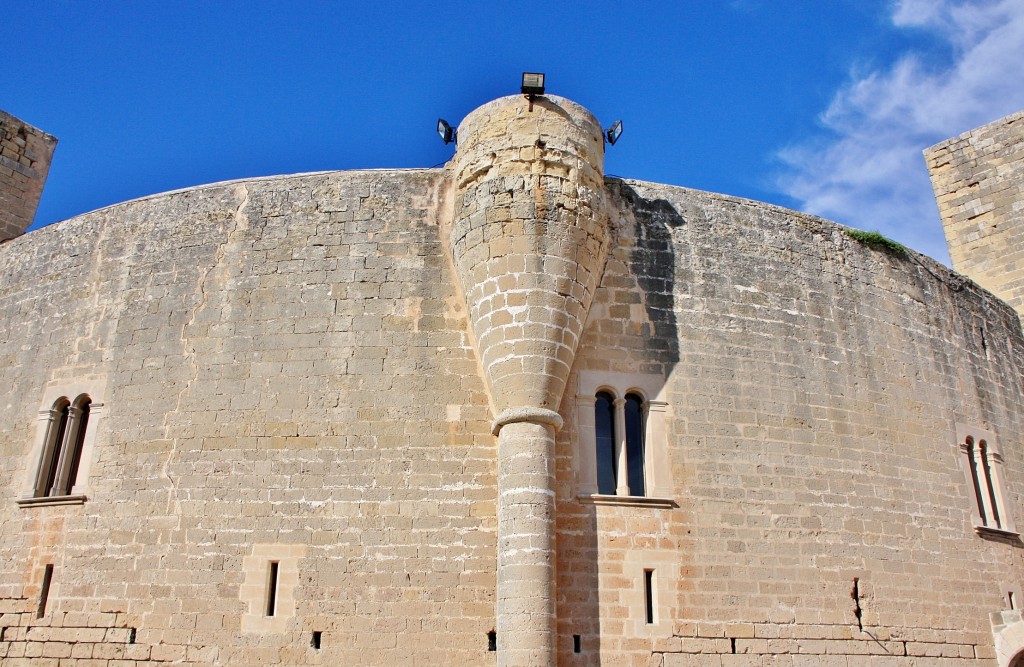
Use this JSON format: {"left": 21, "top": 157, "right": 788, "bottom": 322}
{"left": 521, "top": 72, "right": 546, "bottom": 97}
{"left": 606, "top": 120, "right": 623, "bottom": 146}
{"left": 437, "top": 118, "right": 455, "bottom": 144}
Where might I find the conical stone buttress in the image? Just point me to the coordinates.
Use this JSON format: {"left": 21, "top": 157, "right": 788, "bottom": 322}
{"left": 447, "top": 95, "right": 611, "bottom": 666}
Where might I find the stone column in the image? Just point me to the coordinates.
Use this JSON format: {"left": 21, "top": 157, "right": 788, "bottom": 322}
{"left": 445, "top": 94, "right": 611, "bottom": 666}
{"left": 613, "top": 397, "right": 629, "bottom": 496}
{"left": 493, "top": 411, "right": 561, "bottom": 665}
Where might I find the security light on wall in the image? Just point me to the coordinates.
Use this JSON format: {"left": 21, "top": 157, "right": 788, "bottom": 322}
{"left": 521, "top": 72, "right": 545, "bottom": 98}
{"left": 606, "top": 120, "right": 623, "bottom": 146}
{"left": 437, "top": 118, "right": 455, "bottom": 144}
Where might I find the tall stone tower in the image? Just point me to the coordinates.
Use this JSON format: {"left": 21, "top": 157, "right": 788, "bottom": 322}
{"left": 0, "top": 110, "right": 57, "bottom": 242}
{"left": 926, "top": 110, "right": 1024, "bottom": 313}
{"left": 446, "top": 95, "right": 610, "bottom": 666}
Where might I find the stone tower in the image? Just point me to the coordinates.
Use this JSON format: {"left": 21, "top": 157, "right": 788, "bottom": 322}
{"left": 0, "top": 110, "right": 57, "bottom": 242}
{"left": 446, "top": 95, "right": 611, "bottom": 666}
{"left": 926, "top": 110, "right": 1024, "bottom": 313}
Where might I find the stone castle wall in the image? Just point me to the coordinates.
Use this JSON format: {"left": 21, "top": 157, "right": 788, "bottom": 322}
{"left": 0, "top": 110, "right": 57, "bottom": 242}
{"left": 558, "top": 179, "right": 1024, "bottom": 666}
{"left": 0, "top": 170, "right": 501, "bottom": 665}
{"left": 927, "top": 110, "right": 1024, "bottom": 315}
{"left": 1, "top": 101, "right": 1023, "bottom": 665}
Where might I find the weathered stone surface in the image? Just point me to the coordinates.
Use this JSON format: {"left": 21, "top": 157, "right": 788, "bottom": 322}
{"left": 1, "top": 99, "right": 1023, "bottom": 667}
{"left": 0, "top": 109, "right": 57, "bottom": 242}
{"left": 448, "top": 95, "right": 609, "bottom": 415}
{"left": 927, "top": 110, "right": 1024, "bottom": 316}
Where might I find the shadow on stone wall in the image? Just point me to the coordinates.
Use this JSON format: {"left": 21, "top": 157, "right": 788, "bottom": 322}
{"left": 560, "top": 179, "right": 685, "bottom": 664}
{"left": 616, "top": 180, "right": 684, "bottom": 369}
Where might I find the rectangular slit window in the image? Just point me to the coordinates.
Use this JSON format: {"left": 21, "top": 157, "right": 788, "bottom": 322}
{"left": 1010, "top": 591, "right": 1017, "bottom": 610}
{"left": 644, "top": 569, "right": 655, "bottom": 624}
{"left": 573, "top": 634, "right": 581, "bottom": 653}
{"left": 37, "top": 564, "right": 54, "bottom": 618}
{"left": 487, "top": 630, "right": 497, "bottom": 652}
{"left": 311, "top": 631, "right": 322, "bottom": 649}
{"left": 266, "top": 561, "right": 279, "bottom": 617}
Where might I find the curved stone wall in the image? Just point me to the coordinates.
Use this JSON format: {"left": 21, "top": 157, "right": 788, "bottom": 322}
{"left": 0, "top": 169, "right": 502, "bottom": 665}
{"left": 0, "top": 137, "right": 1022, "bottom": 666}
{"left": 556, "top": 178, "right": 1024, "bottom": 665}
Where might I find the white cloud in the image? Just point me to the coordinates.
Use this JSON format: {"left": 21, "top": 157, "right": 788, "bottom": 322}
{"left": 775, "top": 0, "right": 1024, "bottom": 264}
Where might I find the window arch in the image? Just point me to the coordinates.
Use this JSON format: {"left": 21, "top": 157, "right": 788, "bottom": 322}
{"left": 578, "top": 372, "right": 673, "bottom": 504}
{"left": 624, "top": 392, "right": 645, "bottom": 497}
{"left": 957, "top": 424, "right": 1016, "bottom": 536}
{"left": 31, "top": 394, "right": 92, "bottom": 498}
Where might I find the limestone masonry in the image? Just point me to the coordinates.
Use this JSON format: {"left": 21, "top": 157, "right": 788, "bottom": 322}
{"left": 0, "top": 110, "right": 56, "bottom": 243}
{"left": 928, "top": 111, "right": 1024, "bottom": 316}
{"left": 2, "top": 97, "right": 1024, "bottom": 666}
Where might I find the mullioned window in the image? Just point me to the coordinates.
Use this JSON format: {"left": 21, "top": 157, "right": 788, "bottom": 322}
{"left": 18, "top": 387, "right": 104, "bottom": 507}
{"left": 576, "top": 371, "right": 674, "bottom": 507}
{"left": 956, "top": 424, "right": 1017, "bottom": 536}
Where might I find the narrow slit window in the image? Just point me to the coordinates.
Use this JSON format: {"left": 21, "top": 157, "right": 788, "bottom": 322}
{"left": 643, "top": 569, "right": 655, "bottom": 624}
{"left": 595, "top": 391, "right": 617, "bottom": 495}
{"left": 311, "top": 631, "right": 322, "bottom": 649}
{"left": 37, "top": 564, "right": 54, "bottom": 618}
{"left": 1009, "top": 591, "right": 1017, "bottom": 610}
{"left": 266, "top": 561, "right": 279, "bottom": 617}
{"left": 487, "top": 630, "right": 497, "bottom": 652}
{"left": 573, "top": 634, "right": 581, "bottom": 653}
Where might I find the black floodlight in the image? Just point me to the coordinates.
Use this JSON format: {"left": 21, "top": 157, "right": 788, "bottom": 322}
{"left": 606, "top": 120, "right": 623, "bottom": 146}
{"left": 437, "top": 118, "right": 455, "bottom": 144}
{"left": 521, "top": 72, "right": 545, "bottom": 97}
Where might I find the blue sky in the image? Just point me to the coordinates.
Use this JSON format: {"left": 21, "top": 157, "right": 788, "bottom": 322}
{"left": 5, "top": 1, "right": 1024, "bottom": 264}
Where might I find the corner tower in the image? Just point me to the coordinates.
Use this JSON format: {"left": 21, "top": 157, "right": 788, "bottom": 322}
{"left": 0, "top": 110, "right": 57, "bottom": 242}
{"left": 447, "top": 95, "right": 611, "bottom": 666}
{"left": 926, "top": 110, "right": 1024, "bottom": 314}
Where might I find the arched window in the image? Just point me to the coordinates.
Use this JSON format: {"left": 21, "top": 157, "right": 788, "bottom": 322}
{"left": 958, "top": 425, "right": 1016, "bottom": 535}
{"left": 624, "top": 393, "right": 645, "bottom": 497}
{"left": 63, "top": 395, "right": 92, "bottom": 494}
{"left": 32, "top": 394, "right": 91, "bottom": 498}
{"left": 576, "top": 371, "right": 674, "bottom": 504}
{"left": 38, "top": 398, "right": 71, "bottom": 497}
{"left": 593, "top": 389, "right": 647, "bottom": 497}
{"left": 595, "top": 391, "right": 617, "bottom": 495}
